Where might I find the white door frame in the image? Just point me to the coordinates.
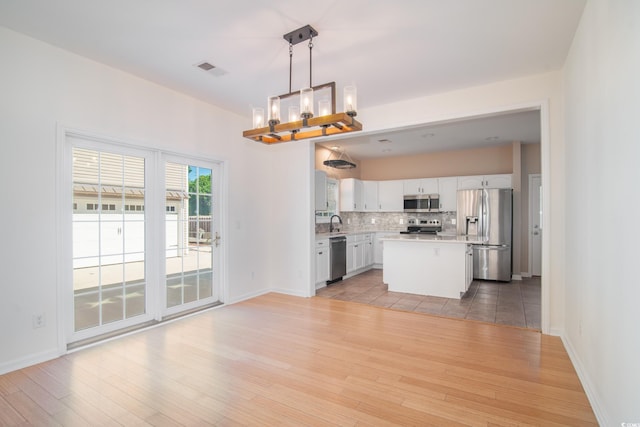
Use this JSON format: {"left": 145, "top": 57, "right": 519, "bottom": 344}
{"left": 56, "top": 126, "right": 229, "bottom": 354}
{"left": 311, "top": 99, "right": 552, "bottom": 334}
{"left": 528, "top": 174, "right": 542, "bottom": 276}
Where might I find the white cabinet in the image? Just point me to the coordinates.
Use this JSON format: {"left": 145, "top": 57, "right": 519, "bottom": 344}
{"left": 485, "top": 174, "right": 512, "bottom": 188}
{"left": 315, "top": 239, "right": 330, "bottom": 285}
{"left": 458, "top": 174, "right": 512, "bottom": 189}
{"left": 465, "top": 244, "right": 473, "bottom": 292}
{"left": 438, "top": 177, "right": 458, "bottom": 212}
{"left": 363, "top": 233, "right": 374, "bottom": 267}
{"left": 404, "top": 178, "right": 438, "bottom": 195}
{"left": 340, "top": 178, "right": 364, "bottom": 212}
{"left": 362, "top": 181, "right": 378, "bottom": 212}
{"left": 377, "top": 180, "right": 404, "bottom": 212}
{"left": 346, "top": 233, "right": 373, "bottom": 274}
{"left": 315, "top": 170, "right": 328, "bottom": 211}
{"left": 374, "top": 232, "right": 399, "bottom": 266}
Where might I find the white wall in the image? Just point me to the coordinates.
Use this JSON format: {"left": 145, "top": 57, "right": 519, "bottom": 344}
{"left": 562, "top": 0, "right": 640, "bottom": 423}
{"left": 0, "top": 27, "right": 282, "bottom": 371}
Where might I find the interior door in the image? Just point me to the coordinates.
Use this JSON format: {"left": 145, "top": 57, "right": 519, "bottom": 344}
{"left": 529, "top": 174, "right": 542, "bottom": 276}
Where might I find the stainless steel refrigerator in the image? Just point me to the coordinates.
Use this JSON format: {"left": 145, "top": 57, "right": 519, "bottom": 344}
{"left": 457, "top": 188, "right": 512, "bottom": 281}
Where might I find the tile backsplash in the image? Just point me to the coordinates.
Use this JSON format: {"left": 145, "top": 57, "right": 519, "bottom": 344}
{"left": 315, "top": 211, "right": 457, "bottom": 234}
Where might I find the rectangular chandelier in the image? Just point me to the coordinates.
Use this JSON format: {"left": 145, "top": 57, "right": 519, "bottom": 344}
{"left": 242, "top": 25, "right": 363, "bottom": 144}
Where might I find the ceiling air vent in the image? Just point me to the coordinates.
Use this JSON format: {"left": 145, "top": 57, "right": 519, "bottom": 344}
{"left": 195, "top": 61, "right": 227, "bottom": 77}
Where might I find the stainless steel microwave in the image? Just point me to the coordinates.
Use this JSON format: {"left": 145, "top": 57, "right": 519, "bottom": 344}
{"left": 403, "top": 194, "right": 440, "bottom": 212}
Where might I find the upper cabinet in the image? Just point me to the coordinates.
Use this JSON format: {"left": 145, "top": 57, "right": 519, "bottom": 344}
{"left": 340, "top": 178, "right": 364, "bottom": 212}
{"left": 378, "top": 180, "right": 404, "bottom": 212}
{"left": 403, "top": 178, "right": 438, "bottom": 195}
{"left": 457, "top": 174, "right": 512, "bottom": 190}
{"left": 315, "top": 170, "right": 328, "bottom": 211}
{"left": 315, "top": 171, "right": 339, "bottom": 222}
{"left": 362, "top": 181, "right": 379, "bottom": 212}
{"left": 437, "top": 177, "right": 458, "bottom": 211}
{"left": 338, "top": 174, "right": 512, "bottom": 213}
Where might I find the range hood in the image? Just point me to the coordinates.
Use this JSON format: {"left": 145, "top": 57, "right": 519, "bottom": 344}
{"left": 323, "top": 149, "right": 356, "bottom": 169}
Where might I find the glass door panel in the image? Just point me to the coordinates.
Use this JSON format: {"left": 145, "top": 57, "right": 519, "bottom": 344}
{"left": 72, "top": 147, "right": 147, "bottom": 334}
{"left": 165, "top": 162, "right": 219, "bottom": 313}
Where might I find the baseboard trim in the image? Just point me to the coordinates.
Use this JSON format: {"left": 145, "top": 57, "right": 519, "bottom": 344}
{"left": 269, "top": 288, "right": 309, "bottom": 298}
{"left": 521, "top": 272, "right": 532, "bottom": 278}
{"left": 227, "top": 288, "right": 272, "bottom": 305}
{"left": 0, "top": 348, "right": 61, "bottom": 376}
{"left": 511, "top": 274, "right": 523, "bottom": 280}
{"left": 560, "top": 334, "right": 610, "bottom": 426}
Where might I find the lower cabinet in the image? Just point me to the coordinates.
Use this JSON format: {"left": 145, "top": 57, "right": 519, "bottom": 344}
{"left": 346, "top": 233, "right": 374, "bottom": 274}
{"left": 315, "top": 239, "right": 330, "bottom": 285}
{"left": 465, "top": 244, "right": 473, "bottom": 291}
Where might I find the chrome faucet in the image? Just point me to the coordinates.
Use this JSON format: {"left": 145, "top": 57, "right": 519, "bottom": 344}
{"left": 329, "top": 214, "right": 343, "bottom": 233}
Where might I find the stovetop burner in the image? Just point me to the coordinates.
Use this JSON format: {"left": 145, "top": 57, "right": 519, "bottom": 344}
{"left": 400, "top": 218, "right": 442, "bottom": 234}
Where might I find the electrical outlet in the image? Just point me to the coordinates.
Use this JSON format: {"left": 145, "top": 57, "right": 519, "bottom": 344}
{"left": 399, "top": 218, "right": 404, "bottom": 224}
{"left": 32, "top": 313, "right": 45, "bottom": 329}
{"left": 371, "top": 218, "right": 376, "bottom": 224}
{"left": 347, "top": 218, "right": 351, "bottom": 225}
{"left": 451, "top": 218, "right": 456, "bottom": 225}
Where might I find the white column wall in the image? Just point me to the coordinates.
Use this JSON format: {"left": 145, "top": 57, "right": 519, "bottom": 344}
{"left": 562, "top": 0, "right": 640, "bottom": 424}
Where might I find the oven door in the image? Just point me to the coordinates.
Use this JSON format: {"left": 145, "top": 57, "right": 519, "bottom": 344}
{"left": 403, "top": 195, "right": 430, "bottom": 212}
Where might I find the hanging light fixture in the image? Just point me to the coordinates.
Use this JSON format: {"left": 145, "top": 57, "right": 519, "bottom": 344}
{"left": 243, "top": 25, "right": 363, "bottom": 144}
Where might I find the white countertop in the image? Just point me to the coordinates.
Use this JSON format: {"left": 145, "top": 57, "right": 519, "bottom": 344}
{"left": 315, "top": 230, "right": 399, "bottom": 239}
{"left": 380, "top": 234, "right": 486, "bottom": 245}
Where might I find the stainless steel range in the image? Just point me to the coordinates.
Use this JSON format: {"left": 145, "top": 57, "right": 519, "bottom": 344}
{"left": 400, "top": 218, "right": 442, "bottom": 234}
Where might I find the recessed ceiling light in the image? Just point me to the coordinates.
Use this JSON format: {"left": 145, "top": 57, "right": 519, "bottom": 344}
{"left": 331, "top": 145, "right": 340, "bottom": 150}
{"left": 378, "top": 139, "right": 392, "bottom": 143}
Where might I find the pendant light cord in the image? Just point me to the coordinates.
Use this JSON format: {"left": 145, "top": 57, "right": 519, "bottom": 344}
{"left": 308, "top": 33, "right": 313, "bottom": 87}
{"left": 288, "top": 42, "right": 293, "bottom": 94}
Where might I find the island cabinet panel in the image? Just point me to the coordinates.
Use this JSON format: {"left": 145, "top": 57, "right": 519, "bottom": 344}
{"left": 382, "top": 238, "right": 469, "bottom": 299}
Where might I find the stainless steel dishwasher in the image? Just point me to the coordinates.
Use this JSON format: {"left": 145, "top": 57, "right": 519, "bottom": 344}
{"left": 329, "top": 236, "right": 347, "bottom": 282}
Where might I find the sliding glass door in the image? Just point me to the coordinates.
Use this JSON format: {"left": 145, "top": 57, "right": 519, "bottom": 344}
{"left": 66, "top": 134, "right": 223, "bottom": 344}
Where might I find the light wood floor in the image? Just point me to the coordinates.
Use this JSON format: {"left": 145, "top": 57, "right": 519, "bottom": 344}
{"left": 0, "top": 293, "right": 597, "bottom": 426}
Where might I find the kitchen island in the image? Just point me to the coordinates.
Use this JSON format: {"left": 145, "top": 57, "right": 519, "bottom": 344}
{"left": 380, "top": 234, "right": 485, "bottom": 299}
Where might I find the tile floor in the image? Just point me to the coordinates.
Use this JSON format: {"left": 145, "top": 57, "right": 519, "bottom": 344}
{"left": 316, "top": 269, "right": 541, "bottom": 330}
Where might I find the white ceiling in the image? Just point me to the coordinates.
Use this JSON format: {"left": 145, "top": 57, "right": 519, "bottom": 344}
{"left": 0, "top": 0, "right": 584, "bottom": 158}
